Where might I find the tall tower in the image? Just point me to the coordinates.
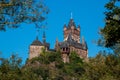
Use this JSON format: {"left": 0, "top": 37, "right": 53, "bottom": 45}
{"left": 55, "top": 14, "right": 88, "bottom": 63}
{"left": 29, "top": 36, "right": 44, "bottom": 59}
{"left": 63, "top": 18, "right": 80, "bottom": 43}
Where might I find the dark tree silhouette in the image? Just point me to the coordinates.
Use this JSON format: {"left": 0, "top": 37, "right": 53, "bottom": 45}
{"left": 0, "top": 0, "right": 49, "bottom": 31}
{"left": 98, "top": 0, "right": 120, "bottom": 48}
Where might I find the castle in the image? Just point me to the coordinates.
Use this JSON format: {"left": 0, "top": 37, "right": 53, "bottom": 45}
{"left": 29, "top": 17, "right": 88, "bottom": 62}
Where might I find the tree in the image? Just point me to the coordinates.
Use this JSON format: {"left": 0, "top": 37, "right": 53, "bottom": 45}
{"left": 98, "top": 0, "right": 120, "bottom": 48}
{"left": 0, "top": 0, "right": 49, "bottom": 31}
{"left": 0, "top": 54, "right": 22, "bottom": 80}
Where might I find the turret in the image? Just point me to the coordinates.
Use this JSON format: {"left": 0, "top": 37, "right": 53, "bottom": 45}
{"left": 29, "top": 36, "right": 43, "bottom": 59}
{"left": 82, "top": 36, "right": 87, "bottom": 50}
{"left": 77, "top": 25, "right": 80, "bottom": 31}
{"left": 42, "top": 31, "right": 46, "bottom": 44}
{"left": 55, "top": 37, "right": 60, "bottom": 51}
{"left": 63, "top": 24, "right": 67, "bottom": 31}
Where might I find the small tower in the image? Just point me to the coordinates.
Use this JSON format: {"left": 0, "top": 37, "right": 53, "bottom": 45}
{"left": 55, "top": 37, "right": 60, "bottom": 51}
{"left": 63, "top": 24, "right": 67, "bottom": 31}
{"left": 29, "top": 36, "right": 44, "bottom": 59}
{"left": 77, "top": 25, "right": 80, "bottom": 31}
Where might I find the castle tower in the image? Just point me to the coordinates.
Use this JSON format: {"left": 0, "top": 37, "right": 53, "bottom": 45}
{"left": 55, "top": 15, "right": 88, "bottom": 63}
{"left": 29, "top": 36, "right": 44, "bottom": 59}
{"left": 63, "top": 18, "right": 80, "bottom": 43}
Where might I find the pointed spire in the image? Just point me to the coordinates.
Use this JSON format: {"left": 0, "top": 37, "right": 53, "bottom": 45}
{"left": 43, "top": 31, "right": 46, "bottom": 43}
{"left": 82, "top": 36, "right": 88, "bottom": 49}
{"left": 82, "top": 36, "right": 85, "bottom": 44}
{"left": 36, "top": 28, "right": 39, "bottom": 40}
{"left": 77, "top": 25, "right": 80, "bottom": 31}
{"left": 64, "top": 24, "right": 67, "bottom": 28}
{"left": 78, "top": 25, "right": 80, "bottom": 28}
{"left": 68, "top": 13, "right": 76, "bottom": 28}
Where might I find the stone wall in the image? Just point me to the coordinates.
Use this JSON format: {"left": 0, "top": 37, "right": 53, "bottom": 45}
{"left": 69, "top": 46, "right": 87, "bottom": 59}
{"left": 64, "top": 28, "right": 80, "bottom": 43}
{"left": 29, "top": 45, "right": 44, "bottom": 59}
{"left": 62, "top": 53, "right": 69, "bottom": 63}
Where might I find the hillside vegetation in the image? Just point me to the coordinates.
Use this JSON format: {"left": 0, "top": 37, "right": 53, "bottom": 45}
{"left": 0, "top": 51, "right": 120, "bottom": 80}
{"left": 0, "top": 0, "right": 120, "bottom": 80}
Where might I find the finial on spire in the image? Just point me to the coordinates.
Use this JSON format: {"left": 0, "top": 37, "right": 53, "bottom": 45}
{"left": 71, "top": 12, "right": 73, "bottom": 19}
{"left": 43, "top": 31, "right": 46, "bottom": 43}
{"left": 36, "top": 29, "right": 39, "bottom": 40}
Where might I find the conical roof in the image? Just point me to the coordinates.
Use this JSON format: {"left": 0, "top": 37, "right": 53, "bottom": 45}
{"left": 31, "top": 36, "right": 43, "bottom": 46}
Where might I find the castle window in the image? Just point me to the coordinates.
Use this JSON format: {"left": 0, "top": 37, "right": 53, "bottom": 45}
{"left": 63, "top": 48, "right": 65, "bottom": 51}
{"left": 66, "top": 48, "right": 68, "bottom": 51}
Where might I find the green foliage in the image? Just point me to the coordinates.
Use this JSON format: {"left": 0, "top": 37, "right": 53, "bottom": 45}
{"left": 99, "top": 0, "right": 120, "bottom": 48}
{"left": 80, "top": 51, "right": 120, "bottom": 80}
{"left": 69, "top": 51, "right": 83, "bottom": 63}
{"left": 22, "top": 51, "right": 85, "bottom": 79}
{"left": 0, "top": 0, "right": 49, "bottom": 31}
{"left": 1, "top": 51, "right": 120, "bottom": 80}
{"left": 0, "top": 54, "right": 22, "bottom": 80}
{"left": 30, "top": 51, "right": 62, "bottom": 65}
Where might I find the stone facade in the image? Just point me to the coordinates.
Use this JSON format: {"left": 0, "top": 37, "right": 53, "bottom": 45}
{"left": 64, "top": 19, "right": 80, "bottom": 43}
{"left": 29, "top": 32, "right": 50, "bottom": 59}
{"left": 55, "top": 18, "right": 88, "bottom": 63}
{"left": 29, "top": 45, "right": 44, "bottom": 59}
{"left": 29, "top": 18, "right": 88, "bottom": 63}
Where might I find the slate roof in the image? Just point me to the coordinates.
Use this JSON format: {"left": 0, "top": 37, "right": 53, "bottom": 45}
{"left": 43, "top": 42, "right": 50, "bottom": 48}
{"left": 58, "top": 34, "right": 87, "bottom": 50}
{"left": 31, "top": 36, "right": 43, "bottom": 46}
{"left": 31, "top": 40, "right": 43, "bottom": 46}
{"left": 31, "top": 36, "right": 51, "bottom": 48}
{"left": 59, "top": 41, "right": 69, "bottom": 48}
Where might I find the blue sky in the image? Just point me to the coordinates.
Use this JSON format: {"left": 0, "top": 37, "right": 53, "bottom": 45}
{"left": 0, "top": 0, "right": 110, "bottom": 63}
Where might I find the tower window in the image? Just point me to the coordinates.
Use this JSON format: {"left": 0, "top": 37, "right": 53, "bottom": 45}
{"left": 66, "top": 48, "right": 68, "bottom": 51}
{"left": 63, "top": 48, "right": 65, "bottom": 51}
